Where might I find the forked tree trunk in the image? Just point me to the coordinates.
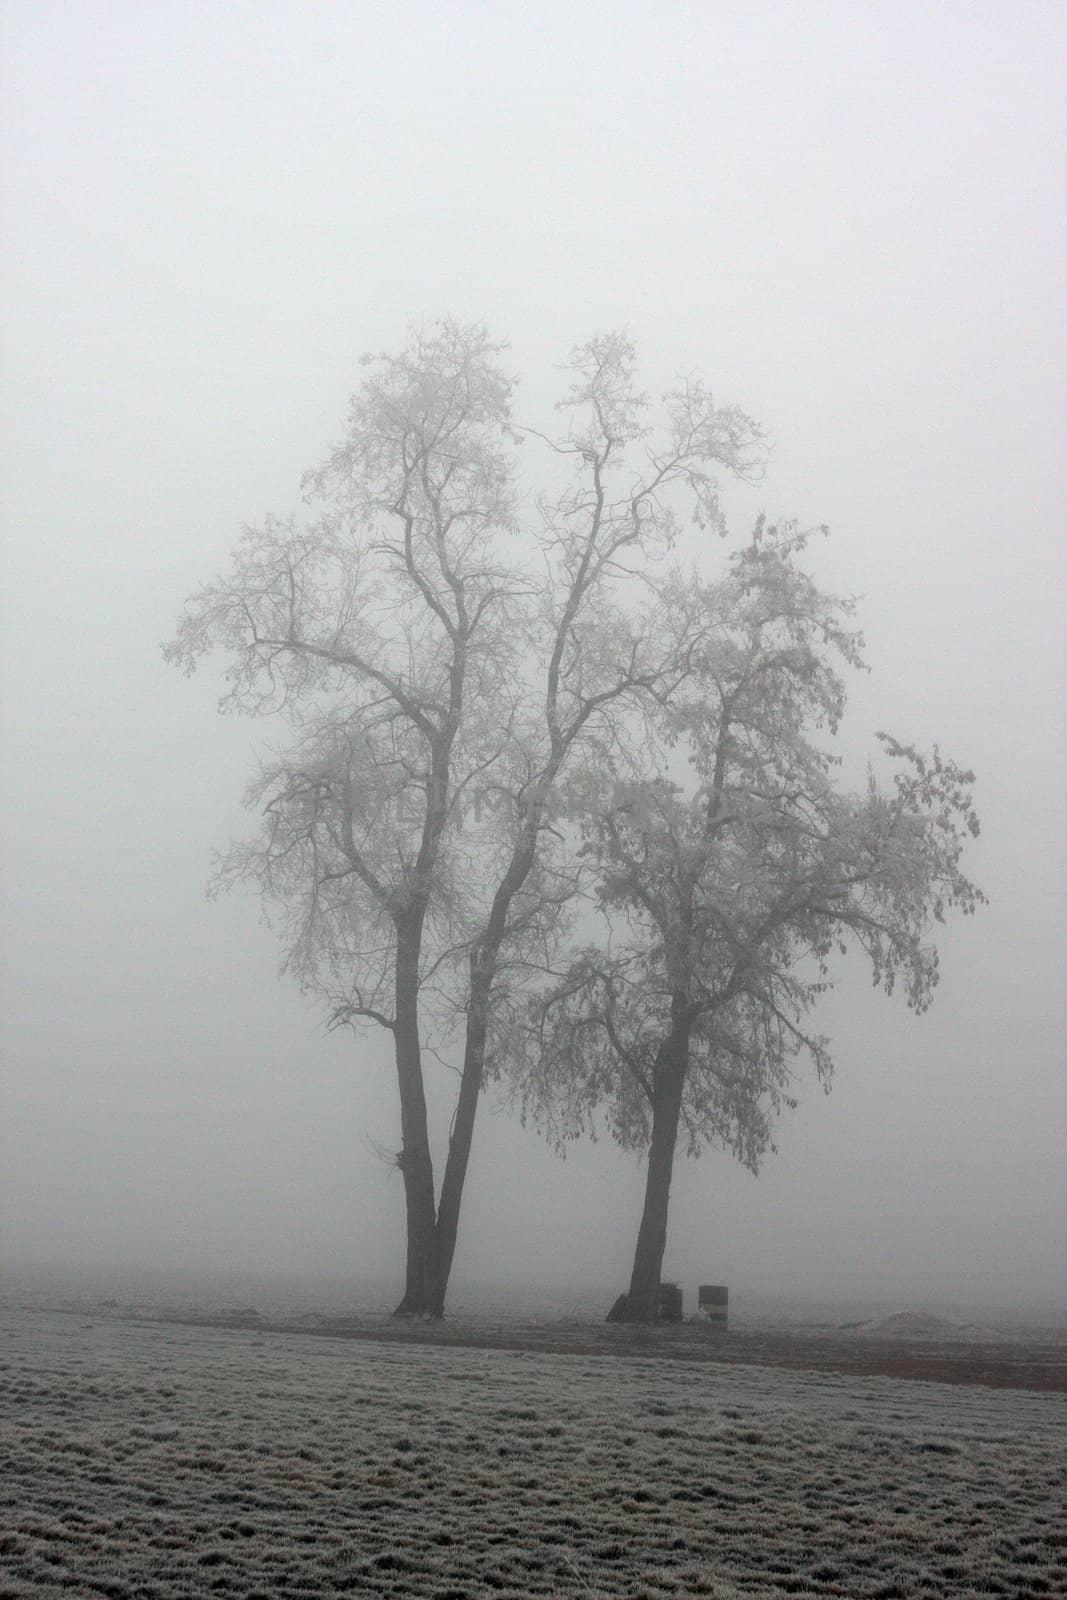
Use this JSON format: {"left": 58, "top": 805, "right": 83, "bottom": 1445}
{"left": 390, "top": 940, "right": 498, "bottom": 1317}
{"left": 615, "top": 1001, "right": 690, "bottom": 1323}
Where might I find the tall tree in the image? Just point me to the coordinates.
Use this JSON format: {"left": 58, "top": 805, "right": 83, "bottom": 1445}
{"left": 167, "top": 322, "right": 521, "bottom": 1314}
{"left": 167, "top": 325, "right": 762, "bottom": 1315}
{"left": 520, "top": 521, "right": 985, "bottom": 1322}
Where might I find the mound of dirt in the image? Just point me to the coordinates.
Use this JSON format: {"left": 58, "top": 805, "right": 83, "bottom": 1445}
{"left": 851, "top": 1311, "right": 972, "bottom": 1339}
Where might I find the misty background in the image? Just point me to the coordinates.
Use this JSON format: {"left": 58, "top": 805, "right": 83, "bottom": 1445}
{"left": 2, "top": 1, "right": 1064, "bottom": 1312}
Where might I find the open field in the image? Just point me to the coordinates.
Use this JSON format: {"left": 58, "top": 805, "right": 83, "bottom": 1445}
{"left": 5, "top": 1265, "right": 1066, "bottom": 1393}
{"left": 1, "top": 1306, "right": 1064, "bottom": 1599}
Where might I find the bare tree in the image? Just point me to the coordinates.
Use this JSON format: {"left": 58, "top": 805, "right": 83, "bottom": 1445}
{"left": 167, "top": 324, "right": 763, "bottom": 1316}
{"left": 167, "top": 322, "right": 521, "bottom": 1313}
{"left": 519, "top": 521, "right": 986, "bottom": 1322}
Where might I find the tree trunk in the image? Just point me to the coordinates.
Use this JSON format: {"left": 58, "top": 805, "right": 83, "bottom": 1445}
{"left": 428, "top": 829, "right": 539, "bottom": 1316}
{"left": 616, "top": 1000, "right": 690, "bottom": 1323}
{"left": 391, "top": 917, "right": 440, "bottom": 1316}
{"left": 430, "top": 969, "right": 492, "bottom": 1315}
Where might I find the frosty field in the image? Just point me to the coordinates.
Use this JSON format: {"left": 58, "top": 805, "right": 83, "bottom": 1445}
{"left": 1, "top": 1309, "right": 1064, "bottom": 1599}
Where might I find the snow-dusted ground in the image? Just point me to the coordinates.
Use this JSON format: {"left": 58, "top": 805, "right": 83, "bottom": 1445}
{"left": 1, "top": 1307, "right": 1063, "bottom": 1599}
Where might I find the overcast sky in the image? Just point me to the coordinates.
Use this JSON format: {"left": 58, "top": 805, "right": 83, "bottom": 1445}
{"left": 2, "top": 0, "right": 1064, "bottom": 1311}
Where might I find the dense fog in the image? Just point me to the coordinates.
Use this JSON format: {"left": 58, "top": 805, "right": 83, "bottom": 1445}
{"left": 2, "top": 1, "right": 1064, "bottom": 1311}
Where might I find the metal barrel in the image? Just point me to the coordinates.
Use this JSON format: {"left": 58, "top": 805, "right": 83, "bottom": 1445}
{"left": 698, "top": 1284, "right": 728, "bottom": 1325}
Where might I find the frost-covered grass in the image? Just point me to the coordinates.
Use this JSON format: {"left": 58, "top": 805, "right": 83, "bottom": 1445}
{"left": 1, "top": 1311, "right": 1063, "bottom": 1599}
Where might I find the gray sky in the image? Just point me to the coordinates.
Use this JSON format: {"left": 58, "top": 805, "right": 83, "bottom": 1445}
{"left": 2, "top": 0, "right": 1064, "bottom": 1309}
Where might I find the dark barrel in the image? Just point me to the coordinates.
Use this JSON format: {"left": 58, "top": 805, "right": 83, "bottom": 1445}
{"left": 698, "top": 1284, "right": 728, "bottom": 1324}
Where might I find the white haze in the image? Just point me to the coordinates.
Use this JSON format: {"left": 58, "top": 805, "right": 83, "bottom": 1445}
{"left": 1, "top": 1, "right": 1064, "bottom": 1312}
